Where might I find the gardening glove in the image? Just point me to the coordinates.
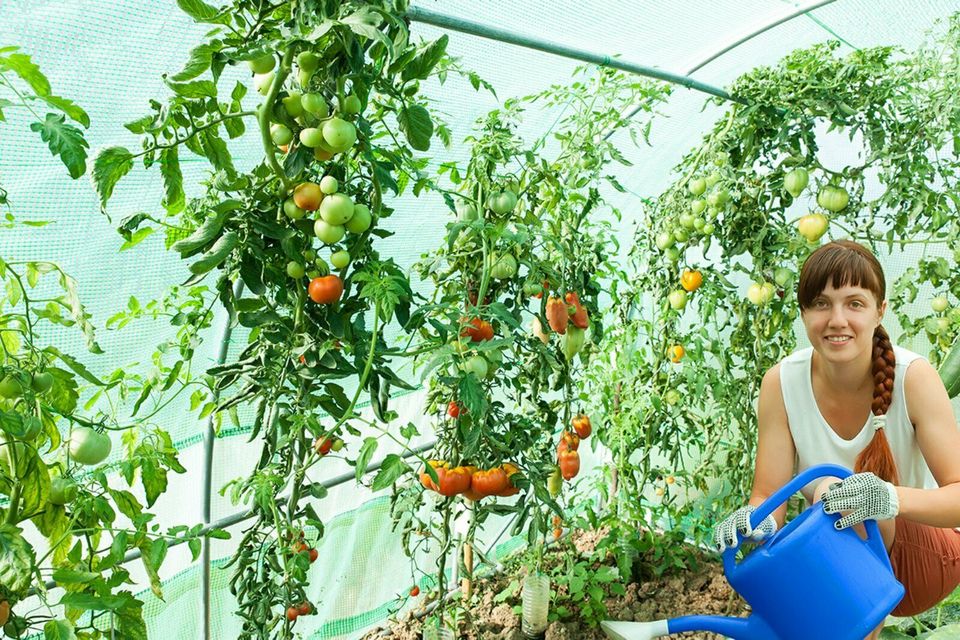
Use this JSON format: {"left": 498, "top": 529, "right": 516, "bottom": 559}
{"left": 821, "top": 472, "right": 899, "bottom": 530}
{"left": 713, "top": 505, "right": 777, "bottom": 552}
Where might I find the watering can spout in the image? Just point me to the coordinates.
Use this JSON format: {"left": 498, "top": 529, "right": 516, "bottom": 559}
{"left": 601, "top": 614, "right": 770, "bottom": 640}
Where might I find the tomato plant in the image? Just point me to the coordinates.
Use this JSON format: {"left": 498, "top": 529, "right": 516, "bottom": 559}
{"left": 90, "top": 1, "right": 454, "bottom": 636}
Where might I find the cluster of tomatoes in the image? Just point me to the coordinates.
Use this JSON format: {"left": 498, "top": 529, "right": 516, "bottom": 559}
{"left": 418, "top": 460, "right": 520, "bottom": 501}
{"left": 555, "top": 414, "right": 591, "bottom": 484}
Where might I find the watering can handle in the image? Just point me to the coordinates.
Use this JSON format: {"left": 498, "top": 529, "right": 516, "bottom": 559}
{"left": 723, "top": 464, "right": 891, "bottom": 572}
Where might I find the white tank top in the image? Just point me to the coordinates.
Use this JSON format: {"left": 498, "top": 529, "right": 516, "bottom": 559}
{"left": 779, "top": 345, "right": 938, "bottom": 503}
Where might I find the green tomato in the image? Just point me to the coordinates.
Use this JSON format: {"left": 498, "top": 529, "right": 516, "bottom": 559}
{"left": 330, "top": 250, "right": 350, "bottom": 269}
{"left": 299, "top": 127, "right": 325, "bottom": 148}
{"left": 932, "top": 296, "right": 950, "bottom": 313}
{"left": 668, "top": 289, "right": 687, "bottom": 310}
{"left": 286, "top": 262, "right": 306, "bottom": 279}
{"left": 21, "top": 416, "right": 41, "bottom": 440}
{"left": 774, "top": 267, "right": 793, "bottom": 287}
{"left": 341, "top": 94, "right": 362, "bottom": 115}
{"left": 29, "top": 371, "right": 53, "bottom": 395}
{"left": 403, "top": 81, "right": 420, "bottom": 97}
{"left": 322, "top": 118, "right": 357, "bottom": 152}
{"left": 673, "top": 228, "right": 689, "bottom": 243}
{"left": 784, "top": 168, "right": 809, "bottom": 198}
{"left": 679, "top": 213, "right": 695, "bottom": 229}
{"left": 319, "top": 193, "right": 355, "bottom": 225}
{"left": 297, "top": 51, "right": 320, "bottom": 73}
{"left": 248, "top": 54, "right": 276, "bottom": 74}
{"left": 306, "top": 269, "right": 321, "bottom": 279}
{"left": 298, "top": 68, "right": 313, "bottom": 89}
{"left": 704, "top": 172, "right": 721, "bottom": 188}
{"left": 490, "top": 254, "right": 518, "bottom": 280}
{"left": 693, "top": 217, "right": 705, "bottom": 232}
{"left": 664, "top": 247, "right": 681, "bottom": 263}
{"left": 301, "top": 93, "right": 329, "bottom": 117}
{"left": 664, "top": 389, "right": 681, "bottom": 405}
{"left": 253, "top": 72, "right": 274, "bottom": 96}
{"left": 49, "top": 477, "right": 78, "bottom": 506}
{"left": 456, "top": 202, "right": 479, "bottom": 221}
{"left": 282, "top": 92, "right": 303, "bottom": 118}
{"left": 523, "top": 281, "right": 543, "bottom": 297}
{"left": 283, "top": 199, "right": 306, "bottom": 220}
{"left": 655, "top": 232, "right": 675, "bottom": 250}
{"left": 817, "top": 185, "right": 849, "bottom": 213}
{"left": 270, "top": 124, "right": 293, "bottom": 146}
{"left": 0, "top": 376, "right": 21, "bottom": 399}
{"left": 69, "top": 427, "right": 112, "bottom": 466}
{"left": 706, "top": 188, "right": 729, "bottom": 207}
{"left": 345, "top": 203, "right": 372, "bottom": 233}
{"left": 314, "top": 220, "right": 346, "bottom": 245}
{"left": 320, "top": 176, "right": 339, "bottom": 195}
{"left": 688, "top": 177, "right": 706, "bottom": 196}
{"left": 303, "top": 249, "right": 317, "bottom": 262}
{"left": 487, "top": 190, "right": 518, "bottom": 215}
{"left": 701, "top": 223, "right": 715, "bottom": 235}
{"left": 462, "top": 355, "right": 489, "bottom": 379}
{"left": 690, "top": 199, "right": 706, "bottom": 216}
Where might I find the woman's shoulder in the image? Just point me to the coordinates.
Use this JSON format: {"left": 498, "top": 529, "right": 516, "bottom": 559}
{"left": 781, "top": 346, "right": 814, "bottom": 366}
{"left": 892, "top": 344, "right": 926, "bottom": 366}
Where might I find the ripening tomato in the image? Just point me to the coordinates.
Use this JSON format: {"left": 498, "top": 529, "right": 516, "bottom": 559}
{"left": 460, "top": 317, "right": 494, "bottom": 342}
{"left": 680, "top": 269, "right": 703, "bottom": 292}
{"left": 565, "top": 292, "right": 589, "bottom": 328}
{"left": 572, "top": 414, "right": 592, "bottom": 439}
{"left": 558, "top": 449, "right": 580, "bottom": 480}
{"left": 669, "top": 344, "right": 685, "bottom": 363}
{"left": 293, "top": 182, "right": 323, "bottom": 211}
{"left": 308, "top": 275, "right": 343, "bottom": 304}
{"left": 556, "top": 431, "right": 580, "bottom": 454}
{"left": 447, "top": 401, "right": 462, "bottom": 418}
{"left": 471, "top": 467, "right": 509, "bottom": 497}
{"left": 297, "top": 602, "right": 312, "bottom": 616}
{"left": 410, "top": 585, "right": 420, "bottom": 597}
{"left": 497, "top": 463, "right": 520, "bottom": 496}
{"left": 313, "top": 436, "right": 334, "bottom": 456}
{"left": 546, "top": 297, "right": 568, "bottom": 334}
{"left": 286, "top": 607, "right": 299, "bottom": 622}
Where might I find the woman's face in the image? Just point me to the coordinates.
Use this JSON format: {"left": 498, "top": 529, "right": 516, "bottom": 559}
{"left": 801, "top": 282, "right": 886, "bottom": 366}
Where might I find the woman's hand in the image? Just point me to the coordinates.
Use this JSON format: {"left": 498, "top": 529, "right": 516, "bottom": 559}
{"left": 821, "top": 472, "right": 900, "bottom": 530}
{"left": 713, "top": 505, "right": 777, "bottom": 552}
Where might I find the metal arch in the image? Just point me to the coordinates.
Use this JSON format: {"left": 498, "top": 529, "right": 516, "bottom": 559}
{"left": 601, "top": 0, "right": 840, "bottom": 142}
{"left": 406, "top": 6, "right": 742, "bottom": 104}
{"left": 684, "top": 0, "right": 841, "bottom": 75}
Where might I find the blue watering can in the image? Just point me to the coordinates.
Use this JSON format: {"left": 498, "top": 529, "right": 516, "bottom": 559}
{"left": 600, "top": 464, "right": 905, "bottom": 640}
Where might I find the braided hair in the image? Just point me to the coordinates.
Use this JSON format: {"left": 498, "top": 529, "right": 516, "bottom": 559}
{"left": 797, "top": 240, "right": 900, "bottom": 484}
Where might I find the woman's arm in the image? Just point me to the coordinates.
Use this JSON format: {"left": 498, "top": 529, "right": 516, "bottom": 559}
{"left": 749, "top": 363, "right": 798, "bottom": 529}
{"left": 900, "top": 358, "right": 960, "bottom": 528}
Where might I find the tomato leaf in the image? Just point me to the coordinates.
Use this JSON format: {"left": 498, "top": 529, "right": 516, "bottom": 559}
{"left": 341, "top": 7, "right": 392, "bottom": 55}
{"left": 35, "top": 94, "right": 89, "bottom": 127}
{"left": 30, "top": 114, "right": 88, "bottom": 179}
{"left": 354, "top": 437, "right": 378, "bottom": 482}
{"left": 43, "top": 619, "right": 77, "bottom": 640}
{"left": 163, "top": 76, "right": 218, "bottom": 99}
{"left": 91, "top": 146, "right": 134, "bottom": 209}
{"left": 44, "top": 346, "right": 105, "bottom": 386}
{"left": 402, "top": 35, "right": 448, "bottom": 82}
{"left": 160, "top": 147, "right": 185, "bottom": 214}
{"left": 140, "top": 457, "right": 168, "bottom": 507}
{"left": 51, "top": 568, "right": 100, "bottom": 584}
{"left": 0, "top": 52, "right": 51, "bottom": 95}
{"left": 370, "top": 454, "right": 410, "bottom": 492}
{"left": 176, "top": 0, "right": 231, "bottom": 25}
{"left": 118, "top": 227, "right": 154, "bottom": 252}
{"left": 398, "top": 104, "right": 432, "bottom": 152}
{"left": 198, "top": 129, "right": 235, "bottom": 175}
{"left": 171, "top": 42, "right": 217, "bottom": 82}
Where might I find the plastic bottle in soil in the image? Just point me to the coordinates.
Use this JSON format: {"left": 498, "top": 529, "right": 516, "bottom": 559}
{"left": 521, "top": 572, "right": 550, "bottom": 639}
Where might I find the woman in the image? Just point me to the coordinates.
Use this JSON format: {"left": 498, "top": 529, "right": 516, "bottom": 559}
{"left": 713, "top": 240, "right": 960, "bottom": 638}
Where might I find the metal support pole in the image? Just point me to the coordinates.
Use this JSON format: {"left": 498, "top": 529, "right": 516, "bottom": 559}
{"left": 201, "top": 280, "right": 243, "bottom": 640}
{"left": 406, "top": 6, "right": 740, "bottom": 104}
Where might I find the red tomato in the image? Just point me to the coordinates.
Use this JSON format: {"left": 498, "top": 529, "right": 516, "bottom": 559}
{"left": 286, "top": 607, "right": 299, "bottom": 622}
{"left": 410, "top": 585, "right": 420, "bottom": 597}
{"left": 460, "top": 317, "right": 494, "bottom": 342}
{"left": 313, "top": 436, "right": 333, "bottom": 456}
{"left": 308, "top": 275, "right": 343, "bottom": 304}
{"left": 447, "top": 401, "right": 462, "bottom": 418}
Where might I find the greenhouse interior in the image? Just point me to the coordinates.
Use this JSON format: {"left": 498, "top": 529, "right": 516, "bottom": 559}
{"left": 3, "top": 0, "right": 960, "bottom": 639}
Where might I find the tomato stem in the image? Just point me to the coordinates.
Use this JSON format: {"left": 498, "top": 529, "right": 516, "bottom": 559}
{"left": 259, "top": 47, "right": 296, "bottom": 193}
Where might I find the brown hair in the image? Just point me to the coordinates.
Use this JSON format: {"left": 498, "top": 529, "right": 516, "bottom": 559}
{"left": 797, "top": 240, "right": 899, "bottom": 484}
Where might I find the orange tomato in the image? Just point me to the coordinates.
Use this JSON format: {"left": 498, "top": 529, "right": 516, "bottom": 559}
{"left": 669, "top": 344, "right": 685, "bottom": 363}
{"left": 308, "top": 275, "right": 343, "bottom": 304}
{"left": 497, "top": 463, "right": 520, "bottom": 496}
{"left": 557, "top": 431, "right": 580, "bottom": 454}
{"left": 565, "top": 291, "right": 590, "bottom": 329}
{"left": 447, "top": 401, "right": 462, "bottom": 418}
{"left": 293, "top": 182, "right": 323, "bottom": 211}
{"left": 410, "top": 586, "right": 420, "bottom": 597}
{"left": 313, "top": 436, "right": 333, "bottom": 456}
{"left": 681, "top": 269, "right": 703, "bottom": 292}
{"left": 546, "top": 297, "right": 568, "bottom": 334}
{"left": 471, "top": 467, "right": 509, "bottom": 497}
{"left": 460, "top": 317, "right": 494, "bottom": 341}
{"left": 558, "top": 449, "right": 580, "bottom": 480}
{"left": 572, "top": 414, "right": 592, "bottom": 439}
